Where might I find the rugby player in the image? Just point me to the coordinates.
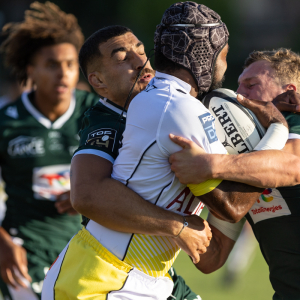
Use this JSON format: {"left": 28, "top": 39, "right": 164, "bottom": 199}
{"left": 43, "top": 3, "right": 300, "bottom": 300}
{"left": 170, "top": 48, "right": 300, "bottom": 299}
{"left": 0, "top": 2, "right": 99, "bottom": 299}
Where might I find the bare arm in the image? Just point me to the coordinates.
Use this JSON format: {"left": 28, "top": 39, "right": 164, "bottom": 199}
{"left": 169, "top": 136, "right": 300, "bottom": 188}
{"left": 195, "top": 225, "right": 235, "bottom": 274}
{"left": 71, "top": 154, "right": 212, "bottom": 263}
{"left": 199, "top": 181, "right": 263, "bottom": 222}
{"left": 71, "top": 154, "right": 183, "bottom": 236}
{"left": 0, "top": 227, "right": 31, "bottom": 288}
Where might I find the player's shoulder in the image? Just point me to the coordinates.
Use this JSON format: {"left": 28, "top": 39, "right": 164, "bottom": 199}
{"left": 0, "top": 96, "right": 24, "bottom": 125}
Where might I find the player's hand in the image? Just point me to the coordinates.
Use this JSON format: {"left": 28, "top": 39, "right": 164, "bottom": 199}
{"left": 172, "top": 215, "right": 212, "bottom": 264}
{"left": 0, "top": 230, "right": 31, "bottom": 289}
{"left": 236, "top": 94, "right": 288, "bottom": 129}
{"left": 272, "top": 90, "right": 300, "bottom": 113}
{"left": 55, "top": 191, "right": 78, "bottom": 215}
{"left": 169, "top": 134, "right": 213, "bottom": 184}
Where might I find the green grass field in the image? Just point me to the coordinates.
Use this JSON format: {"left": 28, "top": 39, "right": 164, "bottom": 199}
{"left": 173, "top": 209, "right": 274, "bottom": 300}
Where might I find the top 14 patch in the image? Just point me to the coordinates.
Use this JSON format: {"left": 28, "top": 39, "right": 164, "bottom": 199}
{"left": 199, "top": 112, "right": 218, "bottom": 144}
{"left": 85, "top": 128, "right": 117, "bottom": 152}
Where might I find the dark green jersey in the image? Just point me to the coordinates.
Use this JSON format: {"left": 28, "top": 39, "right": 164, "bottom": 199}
{"left": 0, "top": 90, "right": 99, "bottom": 255}
{"left": 246, "top": 112, "right": 300, "bottom": 300}
{"left": 74, "top": 98, "right": 126, "bottom": 226}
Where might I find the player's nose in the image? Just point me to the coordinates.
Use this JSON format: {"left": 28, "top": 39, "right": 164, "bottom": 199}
{"left": 236, "top": 85, "right": 248, "bottom": 98}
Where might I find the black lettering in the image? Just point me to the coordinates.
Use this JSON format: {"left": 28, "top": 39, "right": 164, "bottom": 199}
{"left": 218, "top": 112, "right": 231, "bottom": 126}
{"left": 212, "top": 105, "right": 225, "bottom": 116}
{"left": 231, "top": 134, "right": 244, "bottom": 147}
{"left": 237, "top": 143, "right": 250, "bottom": 153}
{"left": 224, "top": 122, "right": 238, "bottom": 137}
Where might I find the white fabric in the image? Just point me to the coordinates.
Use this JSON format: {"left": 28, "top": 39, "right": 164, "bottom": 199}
{"left": 87, "top": 71, "right": 227, "bottom": 259}
{"left": 254, "top": 123, "right": 289, "bottom": 151}
{"left": 288, "top": 133, "right": 300, "bottom": 140}
{"left": 41, "top": 241, "right": 70, "bottom": 300}
{"left": 107, "top": 268, "right": 173, "bottom": 300}
{"left": 86, "top": 219, "right": 131, "bottom": 260}
{"left": 99, "top": 98, "right": 127, "bottom": 117}
{"left": 248, "top": 188, "right": 291, "bottom": 224}
{"left": 207, "top": 213, "right": 246, "bottom": 241}
{"left": 21, "top": 91, "right": 76, "bottom": 129}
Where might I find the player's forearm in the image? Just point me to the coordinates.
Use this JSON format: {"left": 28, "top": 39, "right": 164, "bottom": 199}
{"left": 195, "top": 225, "right": 234, "bottom": 274}
{"left": 210, "top": 150, "right": 300, "bottom": 188}
{"left": 0, "top": 227, "right": 12, "bottom": 247}
{"left": 72, "top": 178, "right": 183, "bottom": 237}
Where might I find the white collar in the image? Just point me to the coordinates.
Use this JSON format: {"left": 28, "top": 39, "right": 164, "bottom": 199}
{"left": 22, "top": 91, "right": 76, "bottom": 129}
{"left": 154, "top": 71, "right": 192, "bottom": 94}
{"left": 99, "top": 98, "right": 127, "bottom": 117}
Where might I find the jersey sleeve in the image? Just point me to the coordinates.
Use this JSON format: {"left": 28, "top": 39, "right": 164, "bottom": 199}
{"left": 157, "top": 96, "right": 227, "bottom": 156}
{"left": 282, "top": 112, "right": 300, "bottom": 140}
{"left": 157, "top": 96, "right": 226, "bottom": 196}
{"left": 73, "top": 106, "right": 124, "bottom": 163}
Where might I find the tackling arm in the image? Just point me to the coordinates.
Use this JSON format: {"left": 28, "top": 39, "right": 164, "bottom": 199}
{"left": 71, "top": 154, "right": 212, "bottom": 264}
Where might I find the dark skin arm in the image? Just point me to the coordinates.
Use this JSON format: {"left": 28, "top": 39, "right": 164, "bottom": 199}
{"left": 195, "top": 224, "right": 235, "bottom": 274}
{"left": 199, "top": 182, "right": 263, "bottom": 223}
{"left": 273, "top": 90, "right": 300, "bottom": 113}
{"left": 169, "top": 95, "right": 296, "bottom": 222}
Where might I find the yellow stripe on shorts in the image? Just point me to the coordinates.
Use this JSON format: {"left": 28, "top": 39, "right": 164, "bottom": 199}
{"left": 54, "top": 228, "right": 133, "bottom": 300}
{"left": 124, "top": 234, "right": 180, "bottom": 278}
{"left": 188, "top": 178, "right": 222, "bottom": 196}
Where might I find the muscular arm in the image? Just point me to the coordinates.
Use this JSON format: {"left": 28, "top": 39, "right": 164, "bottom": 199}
{"left": 199, "top": 181, "right": 263, "bottom": 222}
{"left": 195, "top": 225, "right": 235, "bottom": 274}
{"left": 169, "top": 136, "right": 300, "bottom": 189}
{"left": 71, "top": 154, "right": 212, "bottom": 264}
{"left": 71, "top": 154, "right": 183, "bottom": 236}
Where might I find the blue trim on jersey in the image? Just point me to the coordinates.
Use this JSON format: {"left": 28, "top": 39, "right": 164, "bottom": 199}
{"left": 73, "top": 149, "right": 115, "bottom": 164}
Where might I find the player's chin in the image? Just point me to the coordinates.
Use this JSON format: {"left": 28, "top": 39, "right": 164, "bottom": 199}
{"left": 137, "top": 82, "right": 149, "bottom": 92}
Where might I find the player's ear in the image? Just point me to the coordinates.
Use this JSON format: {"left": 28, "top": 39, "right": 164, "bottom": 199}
{"left": 26, "top": 64, "right": 35, "bottom": 82}
{"left": 88, "top": 72, "right": 107, "bottom": 90}
{"left": 285, "top": 83, "right": 297, "bottom": 92}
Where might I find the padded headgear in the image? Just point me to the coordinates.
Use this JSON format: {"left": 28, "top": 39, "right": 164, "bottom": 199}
{"left": 154, "top": 2, "right": 229, "bottom": 94}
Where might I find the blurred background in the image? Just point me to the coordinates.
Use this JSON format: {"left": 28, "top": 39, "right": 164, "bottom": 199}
{"left": 1, "top": 0, "right": 299, "bottom": 298}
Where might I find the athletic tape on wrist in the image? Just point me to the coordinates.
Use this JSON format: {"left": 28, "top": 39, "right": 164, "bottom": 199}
{"left": 207, "top": 213, "right": 245, "bottom": 241}
{"left": 254, "top": 123, "right": 289, "bottom": 151}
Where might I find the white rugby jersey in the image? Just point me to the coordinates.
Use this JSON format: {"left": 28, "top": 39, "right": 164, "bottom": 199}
{"left": 87, "top": 72, "right": 227, "bottom": 278}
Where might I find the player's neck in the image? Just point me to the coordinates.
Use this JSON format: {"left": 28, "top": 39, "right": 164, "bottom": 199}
{"left": 161, "top": 68, "right": 199, "bottom": 98}
{"left": 31, "top": 90, "right": 72, "bottom": 122}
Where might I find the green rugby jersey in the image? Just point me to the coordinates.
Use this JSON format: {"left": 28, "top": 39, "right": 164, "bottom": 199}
{"left": 246, "top": 112, "right": 300, "bottom": 300}
{"left": 0, "top": 89, "right": 99, "bottom": 254}
{"left": 73, "top": 98, "right": 126, "bottom": 226}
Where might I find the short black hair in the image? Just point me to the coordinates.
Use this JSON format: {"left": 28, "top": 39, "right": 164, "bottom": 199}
{"left": 79, "top": 25, "right": 132, "bottom": 79}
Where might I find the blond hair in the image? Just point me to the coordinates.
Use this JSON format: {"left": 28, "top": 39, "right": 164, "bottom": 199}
{"left": 244, "top": 48, "right": 300, "bottom": 89}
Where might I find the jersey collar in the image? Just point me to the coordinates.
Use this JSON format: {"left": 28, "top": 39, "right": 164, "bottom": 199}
{"left": 21, "top": 91, "right": 76, "bottom": 129}
{"left": 154, "top": 71, "right": 192, "bottom": 94}
{"left": 99, "top": 98, "right": 127, "bottom": 117}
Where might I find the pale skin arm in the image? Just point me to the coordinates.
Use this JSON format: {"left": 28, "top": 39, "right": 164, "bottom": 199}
{"left": 71, "top": 154, "right": 212, "bottom": 264}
